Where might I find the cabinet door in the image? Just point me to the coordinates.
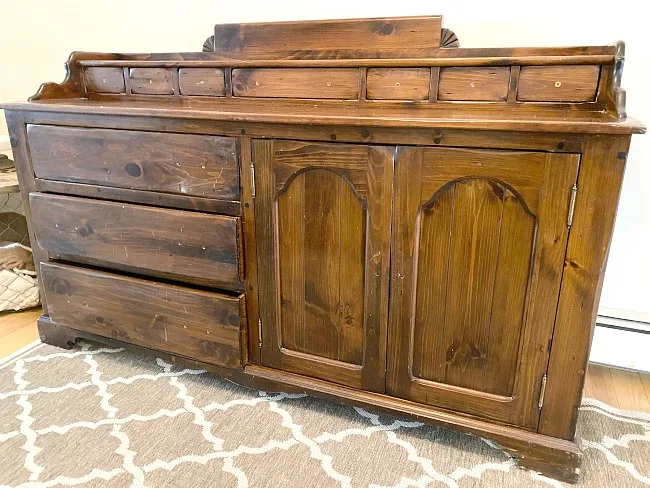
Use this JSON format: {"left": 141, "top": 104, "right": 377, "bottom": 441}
{"left": 388, "top": 146, "right": 579, "bottom": 429}
{"left": 254, "top": 140, "right": 393, "bottom": 391}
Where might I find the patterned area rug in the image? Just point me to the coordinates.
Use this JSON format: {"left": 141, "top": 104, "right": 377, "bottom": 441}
{"left": 1, "top": 341, "right": 649, "bottom": 488}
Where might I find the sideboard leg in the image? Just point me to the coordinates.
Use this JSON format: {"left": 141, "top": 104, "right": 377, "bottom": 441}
{"left": 37, "top": 316, "right": 79, "bottom": 349}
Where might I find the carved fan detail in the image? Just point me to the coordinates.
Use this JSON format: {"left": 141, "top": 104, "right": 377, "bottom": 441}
{"left": 203, "top": 35, "right": 215, "bottom": 52}
{"left": 440, "top": 28, "right": 459, "bottom": 48}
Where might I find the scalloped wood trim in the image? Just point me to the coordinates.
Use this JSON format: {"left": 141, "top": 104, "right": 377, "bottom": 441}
{"left": 29, "top": 52, "right": 118, "bottom": 101}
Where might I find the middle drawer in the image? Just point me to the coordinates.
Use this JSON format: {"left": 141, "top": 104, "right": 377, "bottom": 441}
{"left": 30, "top": 193, "right": 243, "bottom": 291}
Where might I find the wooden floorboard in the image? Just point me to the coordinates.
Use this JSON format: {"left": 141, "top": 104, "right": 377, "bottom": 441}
{"left": 0, "top": 307, "right": 649, "bottom": 413}
{"left": 0, "top": 307, "right": 41, "bottom": 359}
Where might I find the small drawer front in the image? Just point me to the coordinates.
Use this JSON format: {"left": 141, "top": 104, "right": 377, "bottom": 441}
{"left": 30, "top": 193, "right": 243, "bottom": 290}
{"left": 366, "top": 68, "right": 430, "bottom": 100}
{"left": 232, "top": 68, "right": 359, "bottom": 99}
{"left": 517, "top": 65, "right": 600, "bottom": 102}
{"left": 41, "top": 262, "right": 244, "bottom": 368}
{"left": 179, "top": 68, "right": 226, "bottom": 96}
{"left": 27, "top": 125, "right": 240, "bottom": 200}
{"left": 129, "top": 68, "right": 174, "bottom": 95}
{"left": 438, "top": 67, "right": 510, "bottom": 101}
{"left": 84, "top": 67, "right": 126, "bottom": 94}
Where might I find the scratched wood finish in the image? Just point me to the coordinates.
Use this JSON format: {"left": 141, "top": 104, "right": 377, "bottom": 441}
{"left": 30, "top": 192, "right": 243, "bottom": 290}
{"left": 366, "top": 68, "right": 430, "bottom": 100}
{"left": 9, "top": 97, "right": 644, "bottom": 135}
{"left": 34, "top": 179, "right": 241, "bottom": 216}
{"left": 518, "top": 65, "right": 600, "bottom": 102}
{"left": 388, "top": 146, "right": 579, "bottom": 429}
{"left": 83, "top": 67, "right": 125, "bottom": 94}
{"left": 213, "top": 16, "right": 442, "bottom": 60}
{"left": 540, "top": 135, "right": 631, "bottom": 440}
{"left": 129, "top": 67, "right": 174, "bottom": 95}
{"left": 232, "top": 68, "right": 359, "bottom": 99}
{"left": 27, "top": 125, "right": 240, "bottom": 200}
{"left": 178, "top": 68, "right": 225, "bottom": 96}
{"left": 1, "top": 17, "right": 646, "bottom": 484}
{"left": 438, "top": 67, "right": 511, "bottom": 101}
{"left": 254, "top": 140, "right": 393, "bottom": 391}
{"left": 41, "top": 262, "right": 244, "bottom": 368}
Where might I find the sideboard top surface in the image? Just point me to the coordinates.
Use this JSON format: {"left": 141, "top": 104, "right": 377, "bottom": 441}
{"left": 5, "top": 97, "right": 644, "bottom": 135}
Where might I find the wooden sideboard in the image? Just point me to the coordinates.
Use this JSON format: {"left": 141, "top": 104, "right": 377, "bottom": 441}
{"left": 2, "top": 15, "right": 644, "bottom": 483}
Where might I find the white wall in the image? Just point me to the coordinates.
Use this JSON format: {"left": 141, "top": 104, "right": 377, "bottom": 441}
{"left": 1, "top": 0, "right": 648, "bottom": 315}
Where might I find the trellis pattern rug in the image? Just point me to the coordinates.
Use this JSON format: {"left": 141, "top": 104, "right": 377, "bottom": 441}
{"left": 1, "top": 341, "right": 649, "bottom": 487}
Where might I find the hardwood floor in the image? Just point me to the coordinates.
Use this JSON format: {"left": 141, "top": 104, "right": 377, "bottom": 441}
{"left": 0, "top": 306, "right": 42, "bottom": 359}
{"left": 1, "top": 307, "right": 649, "bottom": 413}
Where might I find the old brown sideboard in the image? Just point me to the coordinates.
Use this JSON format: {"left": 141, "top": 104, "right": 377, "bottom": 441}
{"left": 2, "top": 16, "right": 645, "bottom": 483}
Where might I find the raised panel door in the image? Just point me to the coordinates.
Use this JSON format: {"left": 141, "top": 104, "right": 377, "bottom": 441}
{"left": 388, "top": 146, "right": 579, "bottom": 428}
{"left": 254, "top": 140, "right": 393, "bottom": 391}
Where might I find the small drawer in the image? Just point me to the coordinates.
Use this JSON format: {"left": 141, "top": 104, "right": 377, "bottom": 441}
{"left": 30, "top": 193, "right": 243, "bottom": 290}
{"left": 232, "top": 68, "right": 359, "bottom": 99}
{"left": 517, "top": 65, "right": 600, "bottom": 102}
{"left": 366, "top": 68, "right": 430, "bottom": 100}
{"left": 179, "top": 68, "right": 226, "bottom": 96}
{"left": 129, "top": 68, "right": 174, "bottom": 95}
{"left": 438, "top": 67, "right": 510, "bottom": 101}
{"left": 27, "top": 125, "right": 240, "bottom": 200}
{"left": 41, "top": 262, "right": 244, "bottom": 368}
{"left": 84, "top": 67, "right": 126, "bottom": 94}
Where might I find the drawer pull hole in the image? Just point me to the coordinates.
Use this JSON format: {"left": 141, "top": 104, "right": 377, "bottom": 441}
{"left": 555, "top": 81, "right": 562, "bottom": 87}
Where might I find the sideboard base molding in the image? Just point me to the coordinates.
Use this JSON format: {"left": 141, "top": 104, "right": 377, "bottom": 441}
{"left": 37, "top": 316, "right": 582, "bottom": 484}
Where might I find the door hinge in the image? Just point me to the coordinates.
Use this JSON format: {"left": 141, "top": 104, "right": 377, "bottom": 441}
{"left": 567, "top": 184, "right": 578, "bottom": 227}
{"left": 250, "top": 162, "right": 256, "bottom": 198}
{"left": 538, "top": 374, "right": 548, "bottom": 409}
{"left": 258, "top": 318, "right": 262, "bottom": 348}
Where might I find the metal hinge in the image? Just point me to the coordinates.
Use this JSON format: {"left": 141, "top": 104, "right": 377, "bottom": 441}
{"left": 567, "top": 184, "right": 578, "bottom": 227}
{"left": 258, "top": 318, "right": 262, "bottom": 348}
{"left": 251, "top": 162, "right": 256, "bottom": 198}
{"left": 538, "top": 374, "right": 548, "bottom": 409}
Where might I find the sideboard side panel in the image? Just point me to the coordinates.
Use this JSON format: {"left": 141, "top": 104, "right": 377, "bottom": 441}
{"left": 4, "top": 110, "right": 50, "bottom": 314}
{"left": 540, "top": 134, "right": 631, "bottom": 439}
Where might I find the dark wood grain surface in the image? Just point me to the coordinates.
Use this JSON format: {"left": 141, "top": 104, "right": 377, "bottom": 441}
{"left": 30, "top": 193, "right": 243, "bottom": 290}
{"left": 518, "top": 65, "right": 600, "bottom": 102}
{"left": 27, "top": 124, "right": 240, "bottom": 200}
{"left": 388, "top": 146, "right": 579, "bottom": 429}
{"left": 232, "top": 68, "right": 360, "bottom": 99}
{"left": 3, "top": 17, "right": 645, "bottom": 484}
{"left": 213, "top": 16, "right": 443, "bottom": 60}
{"left": 41, "top": 262, "right": 245, "bottom": 368}
{"left": 366, "top": 68, "right": 430, "bottom": 100}
{"left": 254, "top": 140, "right": 393, "bottom": 392}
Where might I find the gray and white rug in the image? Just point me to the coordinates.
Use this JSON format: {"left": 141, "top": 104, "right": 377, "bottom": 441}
{"left": 1, "top": 341, "right": 649, "bottom": 487}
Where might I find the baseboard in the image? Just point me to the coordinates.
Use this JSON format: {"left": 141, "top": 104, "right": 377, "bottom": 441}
{"left": 589, "top": 314, "right": 650, "bottom": 372}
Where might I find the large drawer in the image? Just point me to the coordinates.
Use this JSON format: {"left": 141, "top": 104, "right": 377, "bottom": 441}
{"left": 41, "top": 262, "right": 244, "bottom": 368}
{"left": 26, "top": 125, "right": 240, "bottom": 201}
{"left": 30, "top": 193, "right": 243, "bottom": 290}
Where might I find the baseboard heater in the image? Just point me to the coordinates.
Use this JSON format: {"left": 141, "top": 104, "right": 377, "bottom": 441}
{"left": 590, "top": 310, "right": 650, "bottom": 372}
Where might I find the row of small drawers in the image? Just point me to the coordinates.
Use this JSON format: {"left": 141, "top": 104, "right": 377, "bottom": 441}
{"left": 28, "top": 125, "right": 247, "bottom": 369}
{"left": 84, "top": 65, "right": 601, "bottom": 102}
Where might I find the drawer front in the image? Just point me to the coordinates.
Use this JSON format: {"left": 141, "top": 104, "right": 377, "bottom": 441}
{"left": 129, "top": 68, "right": 174, "bottom": 95}
{"left": 517, "top": 65, "right": 600, "bottom": 102}
{"left": 84, "top": 67, "right": 126, "bottom": 94}
{"left": 232, "top": 68, "right": 359, "bottom": 99}
{"left": 179, "top": 68, "right": 226, "bottom": 96}
{"left": 41, "top": 262, "right": 244, "bottom": 368}
{"left": 438, "top": 67, "right": 510, "bottom": 101}
{"left": 30, "top": 193, "right": 243, "bottom": 290}
{"left": 27, "top": 125, "right": 240, "bottom": 200}
{"left": 366, "top": 68, "right": 430, "bottom": 100}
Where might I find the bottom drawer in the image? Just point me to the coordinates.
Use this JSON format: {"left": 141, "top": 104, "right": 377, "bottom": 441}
{"left": 41, "top": 262, "right": 244, "bottom": 368}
